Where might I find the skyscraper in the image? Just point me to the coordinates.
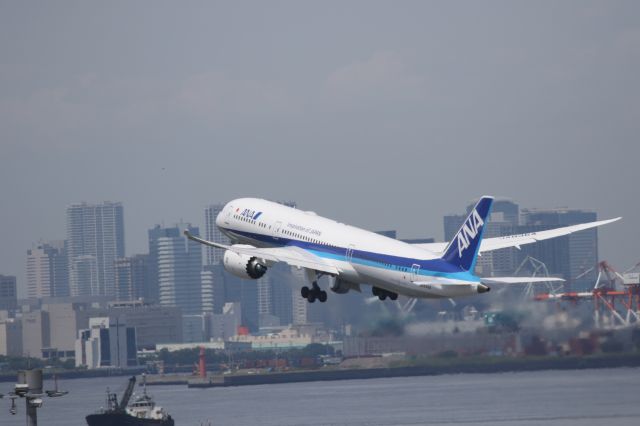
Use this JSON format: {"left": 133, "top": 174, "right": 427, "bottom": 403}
{"left": 201, "top": 264, "right": 226, "bottom": 313}
{"left": 114, "top": 254, "right": 150, "bottom": 302}
{"left": 66, "top": 202, "right": 125, "bottom": 297}
{"left": 519, "top": 208, "right": 599, "bottom": 290}
{"left": 148, "top": 224, "right": 203, "bottom": 315}
{"left": 26, "top": 241, "right": 69, "bottom": 298}
{"left": 204, "top": 203, "right": 231, "bottom": 265}
{"left": 0, "top": 275, "right": 17, "bottom": 311}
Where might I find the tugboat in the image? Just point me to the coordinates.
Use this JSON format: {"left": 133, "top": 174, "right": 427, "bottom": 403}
{"left": 86, "top": 375, "right": 174, "bottom": 426}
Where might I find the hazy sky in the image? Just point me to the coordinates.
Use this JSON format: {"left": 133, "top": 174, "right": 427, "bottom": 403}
{"left": 1, "top": 1, "right": 639, "bottom": 294}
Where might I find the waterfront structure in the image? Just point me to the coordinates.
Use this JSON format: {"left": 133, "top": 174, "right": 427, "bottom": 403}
{"left": 75, "top": 317, "right": 137, "bottom": 368}
{"left": 204, "top": 203, "right": 231, "bottom": 265}
{"left": 0, "top": 274, "right": 18, "bottom": 311}
{"left": 228, "top": 326, "right": 314, "bottom": 350}
{"left": 26, "top": 241, "right": 69, "bottom": 298}
{"left": 148, "top": 224, "right": 202, "bottom": 315}
{"left": 93, "top": 301, "right": 184, "bottom": 349}
{"left": 114, "top": 254, "right": 150, "bottom": 302}
{"left": 66, "top": 202, "right": 125, "bottom": 297}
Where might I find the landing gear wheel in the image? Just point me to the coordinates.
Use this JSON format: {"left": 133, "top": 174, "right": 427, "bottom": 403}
{"left": 318, "top": 291, "right": 328, "bottom": 303}
{"left": 389, "top": 292, "right": 398, "bottom": 301}
{"left": 301, "top": 286, "right": 310, "bottom": 299}
{"left": 307, "top": 292, "right": 316, "bottom": 303}
{"left": 378, "top": 293, "right": 387, "bottom": 301}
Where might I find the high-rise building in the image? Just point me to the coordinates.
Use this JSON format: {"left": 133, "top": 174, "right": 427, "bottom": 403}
{"left": 26, "top": 241, "right": 69, "bottom": 299}
{"left": 290, "top": 267, "right": 308, "bottom": 325}
{"left": 149, "top": 224, "right": 203, "bottom": 315}
{"left": 204, "top": 203, "right": 231, "bottom": 265}
{"left": 114, "top": 254, "right": 150, "bottom": 302}
{"left": 519, "top": 209, "right": 598, "bottom": 290}
{"left": 201, "top": 264, "right": 226, "bottom": 313}
{"left": 66, "top": 202, "right": 125, "bottom": 297}
{"left": 0, "top": 275, "right": 18, "bottom": 311}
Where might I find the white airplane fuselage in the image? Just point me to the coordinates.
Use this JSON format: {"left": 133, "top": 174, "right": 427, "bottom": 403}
{"left": 215, "top": 198, "right": 483, "bottom": 298}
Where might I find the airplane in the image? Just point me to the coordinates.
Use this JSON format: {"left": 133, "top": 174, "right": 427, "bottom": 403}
{"left": 184, "top": 197, "right": 620, "bottom": 303}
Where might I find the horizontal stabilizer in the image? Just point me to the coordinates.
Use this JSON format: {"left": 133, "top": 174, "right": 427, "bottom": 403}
{"left": 481, "top": 276, "right": 565, "bottom": 285}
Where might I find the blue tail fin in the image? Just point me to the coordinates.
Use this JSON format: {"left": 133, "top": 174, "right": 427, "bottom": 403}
{"left": 442, "top": 196, "right": 494, "bottom": 272}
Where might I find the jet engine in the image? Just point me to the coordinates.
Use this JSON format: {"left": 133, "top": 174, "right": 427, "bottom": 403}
{"left": 223, "top": 247, "right": 267, "bottom": 279}
{"left": 330, "top": 278, "right": 359, "bottom": 294}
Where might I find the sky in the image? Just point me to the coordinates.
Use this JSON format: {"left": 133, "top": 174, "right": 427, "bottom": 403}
{"left": 1, "top": 1, "right": 639, "bottom": 296}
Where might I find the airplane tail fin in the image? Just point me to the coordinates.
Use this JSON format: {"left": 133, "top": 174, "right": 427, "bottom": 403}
{"left": 442, "top": 196, "right": 494, "bottom": 272}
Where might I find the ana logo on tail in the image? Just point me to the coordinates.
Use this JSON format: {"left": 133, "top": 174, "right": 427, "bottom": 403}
{"left": 456, "top": 209, "right": 485, "bottom": 257}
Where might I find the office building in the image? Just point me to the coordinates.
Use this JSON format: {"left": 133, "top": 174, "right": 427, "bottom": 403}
{"left": 66, "top": 202, "right": 125, "bottom": 297}
{"left": 26, "top": 241, "right": 69, "bottom": 299}
{"left": 519, "top": 208, "right": 599, "bottom": 290}
{"left": 149, "top": 224, "right": 203, "bottom": 315}
{"left": 210, "top": 302, "right": 242, "bottom": 340}
{"left": 40, "top": 302, "right": 91, "bottom": 360}
{"left": 291, "top": 267, "right": 308, "bottom": 325}
{"left": 0, "top": 318, "right": 22, "bottom": 356}
{"left": 75, "top": 317, "right": 137, "bottom": 369}
{"left": 21, "top": 309, "right": 50, "bottom": 358}
{"left": 114, "top": 254, "right": 150, "bottom": 302}
{"left": 0, "top": 275, "right": 17, "bottom": 311}
{"left": 87, "top": 301, "right": 183, "bottom": 349}
{"left": 204, "top": 203, "right": 231, "bottom": 265}
{"left": 201, "top": 264, "right": 226, "bottom": 313}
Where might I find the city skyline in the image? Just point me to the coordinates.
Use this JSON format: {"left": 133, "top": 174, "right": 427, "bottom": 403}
{"left": 1, "top": 2, "right": 638, "bottom": 299}
{"left": 5, "top": 195, "right": 617, "bottom": 301}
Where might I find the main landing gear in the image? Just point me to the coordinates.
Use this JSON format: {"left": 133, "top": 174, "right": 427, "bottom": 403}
{"left": 372, "top": 286, "right": 398, "bottom": 301}
{"left": 301, "top": 281, "right": 327, "bottom": 303}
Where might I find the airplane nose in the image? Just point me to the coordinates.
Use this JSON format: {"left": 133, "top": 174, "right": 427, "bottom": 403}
{"left": 477, "top": 284, "right": 490, "bottom": 294}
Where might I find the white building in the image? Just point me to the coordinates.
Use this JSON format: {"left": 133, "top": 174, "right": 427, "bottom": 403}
{"left": 75, "top": 317, "right": 137, "bottom": 369}
{"left": 0, "top": 318, "right": 22, "bottom": 356}
{"left": 26, "top": 241, "right": 69, "bottom": 298}
{"left": 149, "top": 224, "right": 203, "bottom": 315}
{"left": 66, "top": 202, "right": 125, "bottom": 297}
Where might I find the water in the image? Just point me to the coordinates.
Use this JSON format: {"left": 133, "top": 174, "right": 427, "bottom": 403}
{"left": 2, "top": 368, "right": 639, "bottom": 425}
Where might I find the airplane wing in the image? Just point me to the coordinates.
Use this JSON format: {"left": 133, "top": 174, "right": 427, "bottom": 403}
{"left": 480, "top": 276, "right": 564, "bottom": 284}
{"left": 412, "top": 217, "right": 621, "bottom": 254}
{"left": 184, "top": 231, "right": 340, "bottom": 275}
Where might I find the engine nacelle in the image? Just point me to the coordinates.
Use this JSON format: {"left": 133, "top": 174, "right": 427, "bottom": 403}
{"left": 223, "top": 246, "right": 267, "bottom": 280}
{"left": 330, "top": 278, "right": 358, "bottom": 294}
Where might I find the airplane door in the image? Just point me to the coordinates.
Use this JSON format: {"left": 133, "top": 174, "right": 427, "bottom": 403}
{"left": 410, "top": 264, "right": 420, "bottom": 281}
{"left": 346, "top": 245, "right": 355, "bottom": 263}
{"left": 273, "top": 221, "right": 283, "bottom": 239}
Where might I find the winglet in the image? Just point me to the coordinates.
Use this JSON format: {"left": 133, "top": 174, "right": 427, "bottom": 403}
{"left": 442, "top": 196, "right": 494, "bottom": 272}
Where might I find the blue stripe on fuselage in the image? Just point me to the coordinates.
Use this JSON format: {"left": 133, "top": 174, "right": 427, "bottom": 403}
{"left": 220, "top": 226, "right": 479, "bottom": 282}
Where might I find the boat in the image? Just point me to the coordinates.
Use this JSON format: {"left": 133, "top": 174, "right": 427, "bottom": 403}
{"left": 86, "top": 375, "right": 174, "bottom": 426}
{"left": 46, "top": 374, "right": 69, "bottom": 397}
